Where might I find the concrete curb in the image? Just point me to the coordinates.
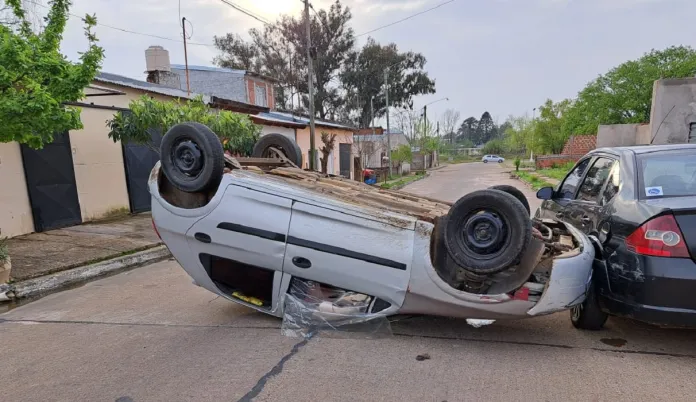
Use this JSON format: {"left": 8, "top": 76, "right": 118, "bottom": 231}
{"left": 1, "top": 245, "right": 171, "bottom": 301}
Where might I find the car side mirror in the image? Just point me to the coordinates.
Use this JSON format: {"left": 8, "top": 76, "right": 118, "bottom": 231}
{"left": 536, "top": 187, "right": 554, "bottom": 200}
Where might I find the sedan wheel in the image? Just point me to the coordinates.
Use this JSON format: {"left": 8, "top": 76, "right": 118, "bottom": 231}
{"left": 570, "top": 282, "right": 608, "bottom": 330}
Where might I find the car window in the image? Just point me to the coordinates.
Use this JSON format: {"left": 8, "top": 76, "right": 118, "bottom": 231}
{"left": 600, "top": 162, "right": 620, "bottom": 206}
{"left": 638, "top": 150, "right": 696, "bottom": 198}
{"left": 577, "top": 157, "right": 615, "bottom": 202}
{"left": 557, "top": 158, "right": 592, "bottom": 199}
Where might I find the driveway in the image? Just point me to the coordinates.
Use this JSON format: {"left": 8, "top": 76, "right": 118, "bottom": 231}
{"left": 2, "top": 162, "right": 696, "bottom": 401}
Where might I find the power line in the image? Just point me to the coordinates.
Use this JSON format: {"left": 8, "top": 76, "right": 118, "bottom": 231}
{"left": 25, "top": 0, "right": 215, "bottom": 47}
{"left": 219, "top": 0, "right": 270, "bottom": 25}
{"left": 355, "top": 0, "right": 456, "bottom": 37}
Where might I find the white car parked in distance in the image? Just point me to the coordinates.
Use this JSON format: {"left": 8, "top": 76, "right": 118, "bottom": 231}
{"left": 482, "top": 155, "right": 505, "bottom": 163}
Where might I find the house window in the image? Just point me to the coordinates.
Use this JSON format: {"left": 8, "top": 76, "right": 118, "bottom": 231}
{"left": 254, "top": 84, "right": 267, "bottom": 107}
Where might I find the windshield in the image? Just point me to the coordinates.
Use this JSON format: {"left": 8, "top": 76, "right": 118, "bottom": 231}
{"left": 639, "top": 151, "right": 696, "bottom": 198}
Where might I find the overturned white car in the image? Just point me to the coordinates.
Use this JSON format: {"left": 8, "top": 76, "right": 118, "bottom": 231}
{"left": 150, "top": 123, "right": 595, "bottom": 335}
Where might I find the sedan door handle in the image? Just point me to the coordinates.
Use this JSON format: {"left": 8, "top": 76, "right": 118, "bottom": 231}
{"left": 292, "top": 257, "right": 312, "bottom": 269}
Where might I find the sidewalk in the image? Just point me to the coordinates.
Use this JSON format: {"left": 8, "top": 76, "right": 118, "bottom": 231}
{"left": 7, "top": 213, "right": 162, "bottom": 282}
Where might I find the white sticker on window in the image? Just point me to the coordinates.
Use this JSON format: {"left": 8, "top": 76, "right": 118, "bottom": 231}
{"left": 645, "top": 186, "right": 663, "bottom": 197}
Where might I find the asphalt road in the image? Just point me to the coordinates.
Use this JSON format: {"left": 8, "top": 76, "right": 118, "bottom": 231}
{"left": 2, "top": 162, "right": 696, "bottom": 402}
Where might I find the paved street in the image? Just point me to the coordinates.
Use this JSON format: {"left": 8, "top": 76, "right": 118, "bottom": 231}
{"left": 404, "top": 162, "right": 543, "bottom": 214}
{"left": 2, "top": 162, "right": 696, "bottom": 401}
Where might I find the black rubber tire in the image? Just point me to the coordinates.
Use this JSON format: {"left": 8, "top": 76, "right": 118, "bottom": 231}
{"left": 252, "top": 133, "right": 302, "bottom": 166}
{"left": 570, "top": 281, "right": 608, "bottom": 330}
{"left": 489, "top": 185, "right": 531, "bottom": 215}
{"left": 483, "top": 160, "right": 488, "bottom": 163}
{"left": 444, "top": 189, "right": 531, "bottom": 275}
{"left": 498, "top": 159, "right": 503, "bottom": 163}
{"left": 160, "top": 122, "right": 225, "bottom": 193}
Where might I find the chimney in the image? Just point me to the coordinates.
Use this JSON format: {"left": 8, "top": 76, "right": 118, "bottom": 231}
{"left": 145, "top": 46, "right": 181, "bottom": 89}
{"left": 145, "top": 45, "right": 171, "bottom": 72}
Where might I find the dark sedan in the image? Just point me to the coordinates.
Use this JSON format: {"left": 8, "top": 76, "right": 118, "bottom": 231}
{"left": 535, "top": 144, "right": 696, "bottom": 329}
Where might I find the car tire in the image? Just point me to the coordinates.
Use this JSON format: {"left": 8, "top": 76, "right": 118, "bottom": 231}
{"left": 570, "top": 281, "right": 608, "bottom": 330}
{"left": 160, "top": 122, "right": 225, "bottom": 193}
{"left": 444, "top": 189, "right": 531, "bottom": 275}
{"left": 483, "top": 160, "right": 488, "bottom": 163}
{"left": 489, "top": 185, "right": 531, "bottom": 215}
{"left": 252, "top": 133, "right": 302, "bottom": 167}
{"left": 498, "top": 160, "right": 503, "bottom": 163}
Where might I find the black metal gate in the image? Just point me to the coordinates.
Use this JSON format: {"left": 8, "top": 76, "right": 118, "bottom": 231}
{"left": 339, "top": 143, "right": 351, "bottom": 178}
{"left": 20, "top": 132, "right": 82, "bottom": 232}
{"left": 122, "top": 128, "right": 162, "bottom": 213}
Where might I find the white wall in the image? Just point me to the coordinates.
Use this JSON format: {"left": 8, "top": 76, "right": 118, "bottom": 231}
{"left": 0, "top": 142, "right": 34, "bottom": 237}
{"left": 260, "top": 125, "right": 295, "bottom": 141}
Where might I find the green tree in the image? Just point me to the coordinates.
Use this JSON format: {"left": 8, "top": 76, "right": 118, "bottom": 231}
{"left": 482, "top": 139, "right": 505, "bottom": 155}
{"left": 502, "top": 115, "right": 535, "bottom": 154}
{"left": 534, "top": 99, "right": 572, "bottom": 154}
{"left": 107, "top": 96, "right": 261, "bottom": 156}
{"left": 214, "top": 0, "right": 354, "bottom": 119}
{"left": 476, "top": 111, "right": 497, "bottom": 144}
{"left": 391, "top": 144, "right": 413, "bottom": 165}
{"left": 0, "top": 0, "right": 104, "bottom": 148}
{"left": 341, "top": 37, "right": 436, "bottom": 127}
{"left": 456, "top": 117, "right": 478, "bottom": 144}
{"left": 564, "top": 46, "right": 696, "bottom": 135}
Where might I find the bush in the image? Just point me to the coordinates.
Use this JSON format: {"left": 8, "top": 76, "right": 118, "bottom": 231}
{"left": 482, "top": 139, "right": 505, "bottom": 155}
{"left": 0, "top": 237, "right": 8, "bottom": 265}
{"left": 391, "top": 144, "right": 413, "bottom": 164}
{"left": 514, "top": 157, "right": 521, "bottom": 171}
{"left": 107, "top": 95, "right": 261, "bottom": 156}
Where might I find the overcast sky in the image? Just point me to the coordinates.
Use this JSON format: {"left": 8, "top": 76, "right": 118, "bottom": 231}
{"left": 56, "top": 0, "right": 696, "bottom": 125}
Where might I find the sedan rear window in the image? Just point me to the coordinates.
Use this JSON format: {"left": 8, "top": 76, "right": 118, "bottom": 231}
{"left": 639, "top": 151, "right": 696, "bottom": 198}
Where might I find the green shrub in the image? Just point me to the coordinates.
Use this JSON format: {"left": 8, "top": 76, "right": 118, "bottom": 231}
{"left": 0, "top": 237, "right": 8, "bottom": 265}
{"left": 514, "top": 157, "right": 521, "bottom": 172}
{"left": 482, "top": 139, "right": 505, "bottom": 155}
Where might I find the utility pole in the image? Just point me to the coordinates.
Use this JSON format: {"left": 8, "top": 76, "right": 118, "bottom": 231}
{"left": 384, "top": 69, "right": 392, "bottom": 177}
{"left": 530, "top": 107, "right": 536, "bottom": 163}
{"left": 370, "top": 97, "right": 375, "bottom": 135}
{"left": 304, "top": 0, "right": 317, "bottom": 170}
{"left": 182, "top": 17, "right": 191, "bottom": 96}
{"left": 423, "top": 105, "right": 428, "bottom": 138}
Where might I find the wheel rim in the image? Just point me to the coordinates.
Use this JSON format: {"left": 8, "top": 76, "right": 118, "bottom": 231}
{"left": 460, "top": 210, "right": 508, "bottom": 257}
{"left": 172, "top": 139, "right": 204, "bottom": 177}
{"left": 571, "top": 304, "right": 583, "bottom": 321}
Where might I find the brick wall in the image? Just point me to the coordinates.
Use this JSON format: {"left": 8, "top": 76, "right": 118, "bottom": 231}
{"left": 536, "top": 135, "right": 596, "bottom": 169}
{"left": 246, "top": 78, "right": 274, "bottom": 109}
{"left": 536, "top": 155, "right": 577, "bottom": 169}
{"left": 561, "top": 135, "right": 596, "bottom": 157}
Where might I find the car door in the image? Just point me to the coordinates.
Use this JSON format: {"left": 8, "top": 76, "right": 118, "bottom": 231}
{"left": 186, "top": 184, "right": 292, "bottom": 312}
{"left": 567, "top": 157, "right": 617, "bottom": 234}
{"left": 282, "top": 202, "right": 414, "bottom": 310}
{"left": 539, "top": 157, "right": 593, "bottom": 221}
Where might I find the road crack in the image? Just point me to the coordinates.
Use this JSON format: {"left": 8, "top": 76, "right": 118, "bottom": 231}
{"left": 238, "top": 336, "right": 311, "bottom": 402}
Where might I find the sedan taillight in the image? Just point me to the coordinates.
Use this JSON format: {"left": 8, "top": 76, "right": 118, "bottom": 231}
{"left": 625, "top": 214, "right": 690, "bottom": 258}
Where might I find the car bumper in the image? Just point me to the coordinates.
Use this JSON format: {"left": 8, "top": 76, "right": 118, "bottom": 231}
{"left": 599, "top": 252, "right": 696, "bottom": 327}
{"left": 600, "top": 295, "right": 696, "bottom": 328}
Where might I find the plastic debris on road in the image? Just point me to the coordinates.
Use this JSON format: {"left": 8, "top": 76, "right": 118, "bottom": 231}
{"left": 281, "top": 278, "right": 392, "bottom": 339}
{"left": 466, "top": 319, "right": 496, "bottom": 328}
